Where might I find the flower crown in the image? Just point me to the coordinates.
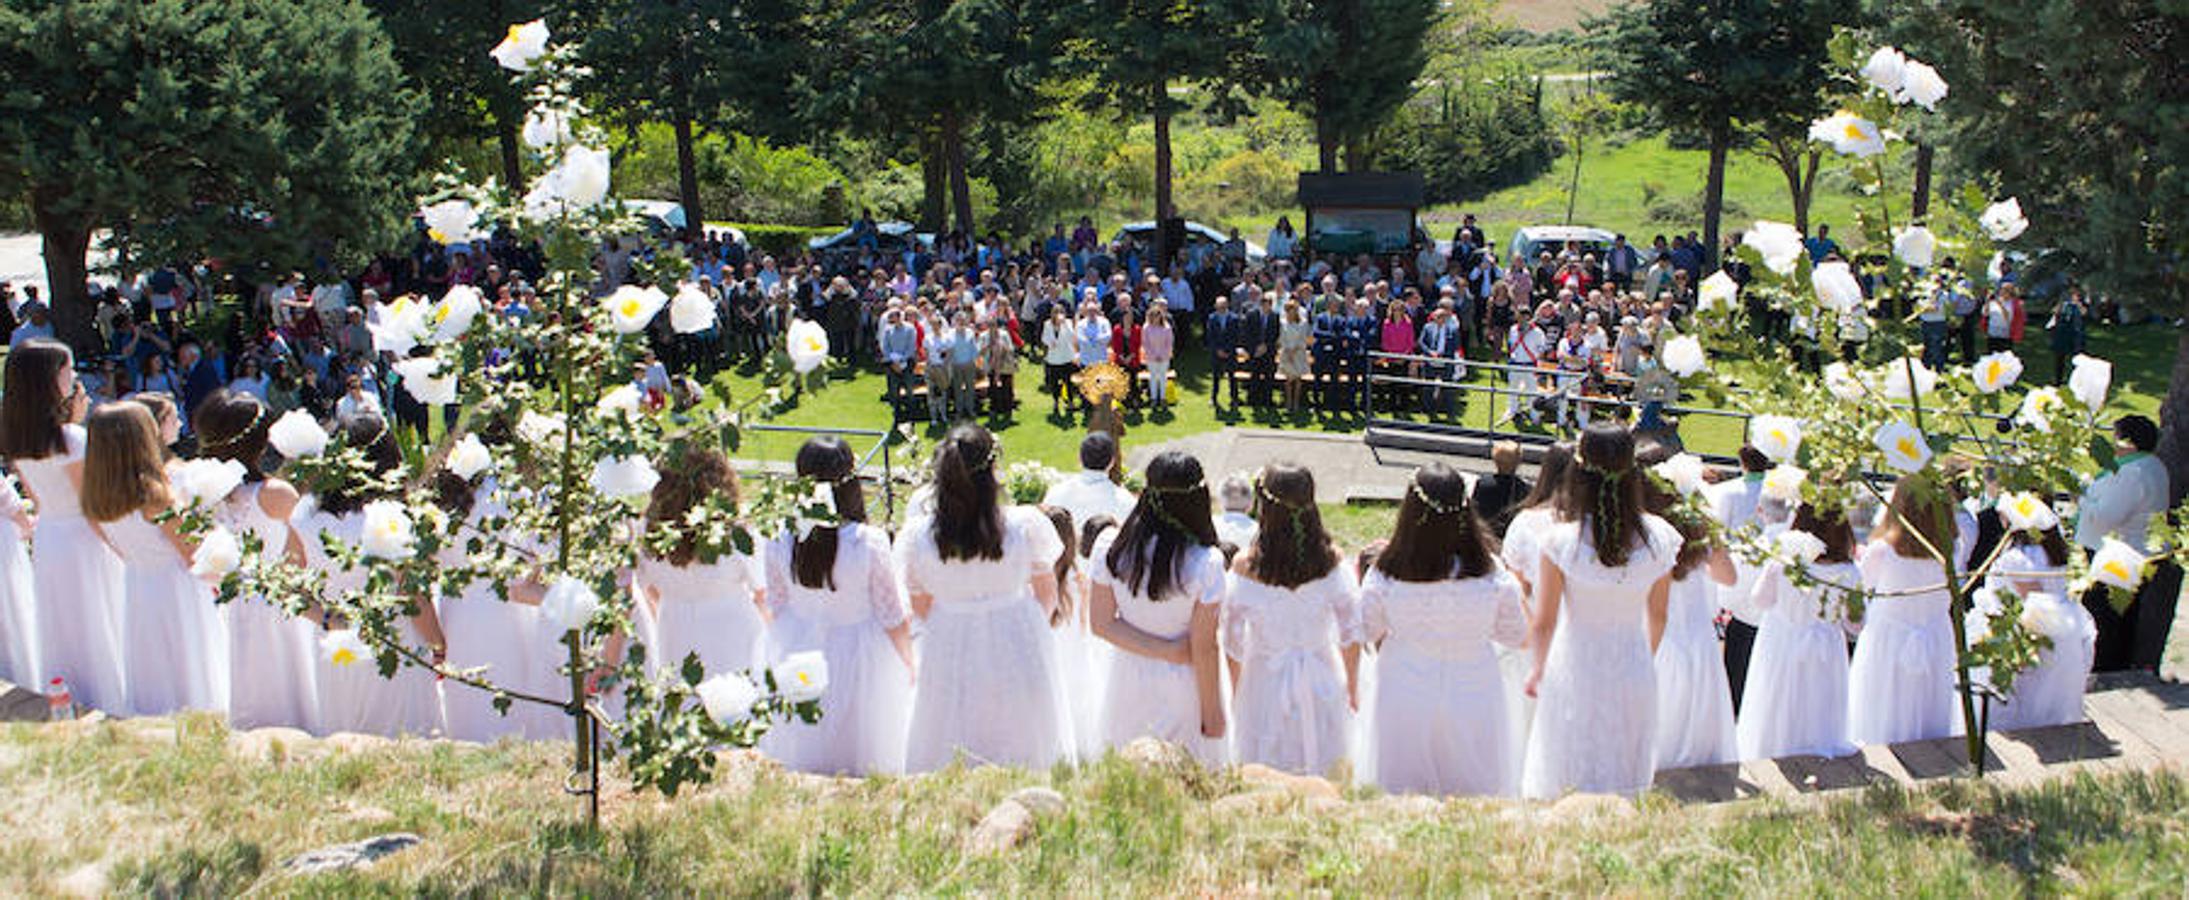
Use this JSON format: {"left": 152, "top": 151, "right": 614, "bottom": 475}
{"left": 198, "top": 403, "right": 266, "bottom": 452}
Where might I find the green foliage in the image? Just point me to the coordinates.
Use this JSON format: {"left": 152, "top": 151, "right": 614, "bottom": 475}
{"left": 615, "top": 124, "right": 850, "bottom": 227}
{"left": 1257, "top": 0, "right": 1445, "bottom": 167}
{"left": 1371, "top": 72, "right": 1557, "bottom": 204}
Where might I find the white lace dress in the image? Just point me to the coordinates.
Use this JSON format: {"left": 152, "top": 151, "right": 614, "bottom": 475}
{"left": 1225, "top": 565, "right": 1360, "bottom": 778}
{"left": 219, "top": 482, "right": 319, "bottom": 732}
{"left": 106, "top": 510, "right": 226, "bottom": 716}
{"left": 0, "top": 475, "right": 40, "bottom": 686}
{"left": 1983, "top": 545, "right": 2093, "bottom": 731}
{"left": 1738, "top": 560, "right": 1859, "bottom": 760}
{"left": 19, "top": 425, "right": 127, "bottom": 713}
{"left": 1497, "top": 506, "right": 1561, "bottom": 738}
{"left": 636, "top": 552, "right": 767, "bottom": 681}
{"left": 897, "top": 506, "right": 1069, "bottom": 772}
{"left": 300, "top": 508, "right": 445, "bottom": 737}
{"left": 436, "top": 499, "right": 546, "bottom": 742}
{"left": 1652, "top": 571, "right": 1738, "bottom": 770}
{"left": 1849, "top": 543, "right": 1962, "bottom": 745}
{"left": 1360, "top": 567, "right": 1527, "bottom": 797}
{"left": 1521, "top": 516, "right": 1681, "bottom": 799}
{"left": 1089, "top": 532, "right": 1229, "bottom": 768}
{"left": 764, "top": 524, "right": 915, "bottom": 776}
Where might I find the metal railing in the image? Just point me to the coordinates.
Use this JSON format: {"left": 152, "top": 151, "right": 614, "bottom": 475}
{"left": 739, "top": 423, "right": 903, "bottom": 523}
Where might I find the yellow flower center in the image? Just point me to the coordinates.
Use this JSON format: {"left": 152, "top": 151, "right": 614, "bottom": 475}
{"left": 1843, "top": 122, "right": 1867, "bottom": 141}
{"left": 1770, "top": 429, "right": 1788, "bottom": 445}
{"left": 331, "top": 646, "right": 359, "bottom": 667}
{"left": 1985, "top": 360, "right": 2002, "bottom": 383}
{"left": 796, "top": 672, "right": 812, "bottom": 686}
{"left": 1896, "top": 437, "right": 1920, "bottom": 459}
{"left": 505, "top": 23, "right": 525, "bottom": 43}
{"left": 427, "top": 228, "right": 448, "bottom": 244}
{"left": 620, "top": 299, "right": 643, "bottom": 318}
{"left": 2102, "top": 561, "right": 2131, "bottom": 581}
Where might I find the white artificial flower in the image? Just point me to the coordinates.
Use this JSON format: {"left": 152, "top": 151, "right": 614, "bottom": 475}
{"left": 1879, "top": 358, "right": 1937, "bottom": 400}
{"left": 419, "top": 199, "right": 484, "bottom": 245}
{"left": 771, "top": 651, "right": 829, "bottom": 703}
{"left": 489, "top": 19, "right": 550, "bottom": 72}
{"left": 1660, "top": 334, "right": 1706, "bottom": 377}
{"left": 367, "top": 294, "right": 433, "bottom": 357}
{"left": 1809, "top": 111, "right": 1888, "bottom": 158}
{"left": 792, "top": 481, "right": 838, "bottom": 540}
{"left": 696, "top": 673, "right": 762, "bottom": 725}
{"left": 669, "top": 282, "right": 717, "bottom": 334}
{"left": 1776, "top": 530, "right": 1827, "bottom": 565}
{"left": 1892, "top": 226, "right": 1937, "bottom": 269}
{"left": 596, "top": 383, "right": 643, "bottom": 419}
{"left": 267, "top": 409, "right": 330, "bottom": 459}
{"left": 1750, "top": 414, "right": 1804, "bottom": 464}
{"left": 590, "top": 454, "right": 660, "bottom": 498}
{"left": 604, "top": 284, "right": 668, "bottom": 335}
{"left": 1812, "top": 260, "right": 1864, "bottom": 312}
{"left": 447, "top": 433, "right": 494, "bottom": 481}
{"left": 359, "top": 500, "right": 417, "bottom": 560}
{"left": 1652, "top": 453, "right": 1709, "bottom": 497}
{"left": 322, "top": 629, "right": 371, "bottom": 668}
{"left": 2089, "top": 538, "right": 2146, "bottom": 591}
{"left": 1762, "top": 465, "right": 1807, "bottom": 505}
{"left": 522, "top": 144, "right": 613, "bottom": 220}
{"left": 190, "top": 525, "right": 242, "bottom": 578}
{"left": 516, "top": 410, "right": 566, "bottom": 447}
{"left": 173, "top": 458, "right": 247, "bottom": 507}
{"left": 1980, "top": 198, "right": 2029, "bottom": 241}
{"left": 1971, "top": 351, "right": 2024, "bottom": 394}
{"left": 2020, "top": 601, "right": 2071, "bottom": 639}
{"left": 786, "top": 318, "right": 830, "bottom": 374}
{"left": 522, "top": 104, "right": 573, "bottom": 150}
{"left": 1823, "top": 362, "right": 1867, "bottom": 402}
{"left": 1742, "top": 221, "right": 1806, "bottom": 276}
{"left": 2017, "top": 386, "right": 2065, "bottom": 433}
{"left": 391, "top": 356, "right": 458, "bottom": 406}
{"left": 1861, "top": 46, "right": 1907, "bottom": 95}
{"left": 1998, "top": 492, "right": 2059, "bottom": 533}
{"left": 1873, "top": 421, "right": 1933, "bottom": 473}
{"left": 1895, "top": 59, "right": 1948, "bottom": 110}
{"left": 2068, "top": 354, "right": 2111, "bottom": 409}
{"left": 1697, "top": 270, "right": 1739, "bottom": 312}
{"left": 432, "top": 284, "right": 486, "bottom": 342}
{"left": 540, "top": 576, "right": 602, "bottom": 631}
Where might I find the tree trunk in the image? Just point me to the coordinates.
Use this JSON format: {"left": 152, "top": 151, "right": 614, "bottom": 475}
{"left": 1911, "top": 143, "right": 1935, "bottom": 220}
{"left": 1343, "top": 140, "right": 1366, "bottom": 173}
{"left": 496, "top": 117, "right": 524, "bottom": 196}
{"left": 1768, "top": 138, "right": 1820, "bottom": 236}
{"left": 918, "top": 128, "right": 946, "bottom": 233}
{"left": 941, "top": 109, "right": 974, "bottom": 236}
{"left": 673, "top": 114, "right": 704, "bottom": 241}
{"left": 2156, "top": 297, "right": 2189, "bottom": 504}
{"left": 30, "top": 189, "right": 96, "bottom": 353}
{"left": 1701, "top": 120, "right": 1730, "bottom": 270}
{"left": 1313, "top": 91, "right": 1338, "bottom": 173}
{"left": 1153, "top": 90, "right": 1175, "bottom": 222}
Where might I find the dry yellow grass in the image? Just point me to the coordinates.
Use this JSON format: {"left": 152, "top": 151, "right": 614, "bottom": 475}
{"left": 1497, "top": 0, "right": 1612, "bottom": 33}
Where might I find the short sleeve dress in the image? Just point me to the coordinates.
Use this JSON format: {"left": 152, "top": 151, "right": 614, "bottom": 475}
{"left": 764, "top": 523, "right": 915, "bottom": 775}
{"left": 1225, "top": 563, "right": 1361, "bottom": 777}
{"left": 1089, "top": 531, "right": 1228, "bottom": 766}
{"left": 1359, "top": 566, "right": 1526, "bottom": 796}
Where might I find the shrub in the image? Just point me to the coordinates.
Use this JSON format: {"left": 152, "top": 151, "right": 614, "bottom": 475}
{"left": 1371, "top": 71, "right": 1557, "bottom": 205}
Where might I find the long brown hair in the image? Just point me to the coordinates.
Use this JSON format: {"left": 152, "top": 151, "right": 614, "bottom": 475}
{"left": 1376, "top": 462, "right": 1495, "bottom": 582}
{"left": 1106, "top": 450, "right": 1218, "bottom": 601}
{"left": 81, "top": 403, "right": 171, "bottom": 523}
{"left": 645, "top": 444, "right": 741, "bottom": 568}
{"left": 1873, "top": 473, "right": 1957, "bottom": 561}
{"left": 930, "top": 425, "right": 1004, "bottom": 562}
{"left": 1248, "top": 463, "right": 1338, "bottom": 589}
{"left": 193, "top": 389, "right": 272, "bottom": 482}
{"left": 791, "top": 436, "right": 867, "bottom": 589}
{"left": 1519, "top": 441, "right": 1575, "bottom": 512}
{"left": 320, "top": 415, "right": 401, "bottom": 516}
{"left": 0, "top": 339, "right": 75, "bottom": 460}
{"left": 1041, "top": 504, "right": 1077, "bottom": 625}
{"left": 1791, "top": 503, "right": 1856, "bottom": 564}
{"left": 1557, "top": 424, "right": 1650, "bottom": 567}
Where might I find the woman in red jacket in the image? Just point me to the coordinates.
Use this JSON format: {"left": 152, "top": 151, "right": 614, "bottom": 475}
{"left": 1110, "top": 306, "right": 1145, "bottom": 408}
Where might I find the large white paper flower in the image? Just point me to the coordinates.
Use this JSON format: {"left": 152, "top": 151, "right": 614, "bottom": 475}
{"left": 2090, "top": 538, "right": 2146, "bottom": 591}
{"left": 1652, "top": 453, "right": 1709, "bottom": 497}
{"left": 2017, "top": 386, "right": 2065, "bottom": 432}
{"left": 696, "top": 673, "right": 762, "bottom": 725}
{"left": 1895, "top": 59, "right": 1948, "bottom": 110}
{"left": 190, "top": 525, "right": 242, "bottom": 578}
{"left": 448, "top": 433, "right": 494, "bottom": 480}
{"left": 595, "top": 384, "right": 645, "bottom": 421}
{"left": 522, "top": 104, "right": 574, "bottom": 150}
{"left": 516, "top": 410, "right": 566, "bottom": 447}
{"left": 1892, "top": 226, "right": 1937, "bottom": 269}
{"left": 1776, "top": 530, "right": 1827, "bottom": 565}
{"left": 322, "top": 629, "right": 371, "bottom": 668}
{"left": 173, "top": 458, "right": 247, "bottom": 508}
{"left": 489, "top": 19, "right": 550, "bottom": 72}
{"left": 772, "top": 651, "right": 829, "bottom": 703}
{"left": 1812, "top": 260, "right": 1864, "bottom": 312}
{"left": 391, "top": 356, "right": 458, "bottom": 406}
{"left": 604, "top": 284, "right": 668, "bottom": 335}
{"left": 669, "top": 282, "right": 717, "bottom": 334}
{"left": 1809, "top": 111, "right": 1888, "bottom": 158}
{"left": 2019, "top": 600, "right": 2072, "bottom": 639}
{"left": 1742, "top": 221, "right": 1806, "bottom": 276}
{"left": 1998, "top": 491, "right": 2059, "bottom": 533}
{"left": 1762, "top": 465, "right": 1807, "bottom": 505}
{"left": 359, "top": 500, "right": 416, "bottom": 560}
{"left": 590, "top": 454, "right": 661, "bottom": 498}
{"left": 1823, "top": 362, "right": 1866, "bottom": 402}
{"left": 1873, "top": 421, "right": 1933, "bottom": 473}
{"left": 1660, "top": 334, "right": 1706, "bottom": 377}
{"left": 786, "top": 319, "right": 830, "bottom": 374}
{"left": 420, "top": 199, "right": 484, "bottom": 245}
{"left": 1697, "top": 270, "right": 1739, "bottom": 313}
{"left": 1879, "top": 358, "right": 1937, "bottom": 400}
{"left": 368, "top": 294, "right": 433, "bottom": 357}
{"left": 2068, "top": 354, "right": 2111, "bottom": 409}
{"left": 1971, "top": 351, "right": 2024, "bottom": 394}
{"left": 1861, "top": 46, "right": 1907, "bottom": 95}
{"left": 540, "top": 576, "right": 602, "bottom": 632}
{"left": 1980, "top": 197, "right": 2029, "bottom": 241}
{"left": 1750, "top": 414, "right": 1803, "bottom": 464}
{"left": 267, "top": 409, "right": 330, "bottom": 459}
{"left": 522, "top": 145, "right": 613, "bottom": 220}
{"left": 432, "top": 284, "right": 486, "bottom": 342}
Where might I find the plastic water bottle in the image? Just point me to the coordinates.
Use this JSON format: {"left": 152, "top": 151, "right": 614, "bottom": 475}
{"left": 45, "top": 677, "right": 74, "bottom": 721}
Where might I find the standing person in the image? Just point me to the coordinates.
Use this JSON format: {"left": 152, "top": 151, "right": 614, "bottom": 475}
{"left": 1984, "top": 287, "right": 2015, "bottom": 353}
{"left": 1204, "top": 296, "right": 1243, "bottom": 410}
{"left": 766, "top": 437, "right": 916, "bottom": 775}
{"left": 1739, "top": 503, "right": 1860, "bottom": 760}
{"left": 879, "top": 308, "right": 918, "bottom": 418}
{"left": 1088, "top": 451, "right": 1228, "bottom": 765}
{"left": 2045, "top": 287, "right": 2088, "bottom": 385}
{"left": 979, "top": 316, "right": 1019, "bottom": 420}
{"left": 2075, "top": 415, "right": 2175, "bottom": 672}
{"left": 1710, "top": 446, "right": 1772, "bottom": 713}
{"left": 1983, "top": 522, "right": 2094, "bottom": 730}
{"left": 1142, "top": 303, "right": 1176, "bottom": 409}
{"left": 1040, "top": 302, "right": 1080, "bottom": 417}
{"left": 82, "top": 403, "right": 225, "bottom": 716}
{"left": 1110, "top": 307, "right": 1145, "bottom": 408}
{"left": 1276, "top": 299, "right": 1313, "bottom": 415}
{"left": 1520, "top": 424, "right": 1683, "bottom": 799}
{"left": 3, "top": 340, "right": 127, "bottom": 714}
{"left": 431, "top": 471, "right": 543, "bottom": 743}
{"left": 946, "top": 312, "right": 983, "bottom": 422}
{"left": 921, "top": 307, "right": 954, "bottom": 425}
{"left": 0, "top": 469, "right": 36, "bottom": 688}
{"left": 1849, "top": 474, "right": 1963, "bottom": 745}
{"left": 1242, "top": 291, "right": 1280, "bottom": 409}
{"left": 1075, "top": 299, "right": 1113, "bottom": 403}
{"left": 897, "top": 426, "right": 1070, "bottom": 771}
{"left": 1471, "top": 441, "right": 1532, "bottom": 536}
{"left": 1504, "top": 305, "right": 1550, "bottom": 425}
{"left": 1224, "top": 464, "right": 1361, "bottom": 777}
{"left": 1643, "top": 480, "right": 1739, "bottom": 771}
{"left": 1043, "top": 432, "right": 1137, "bottom": 527}
{"left": 637, "top": 446, "right": 766, "bottom": 682}
{"left": 1361, "top": 464, "right": 1528, "bottom": 797}
{"left": 194, "top": 390, "right": 319, "bottom": 732}
{"left": 1417, "top": 304, "right": 1462, "bottom": 418}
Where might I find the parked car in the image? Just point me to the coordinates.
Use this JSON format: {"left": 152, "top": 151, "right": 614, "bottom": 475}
{"left": 1505, "top": 225, "right": 1617, "bottom": 266}
{"left": 1111, "top": 221, "right": 1267, "bottom": 265}
{"left": 622, "top": 200, "right": 745, "bottom": 245}
{"left": 808, "top": 221, "right": 933, "bottom": 271}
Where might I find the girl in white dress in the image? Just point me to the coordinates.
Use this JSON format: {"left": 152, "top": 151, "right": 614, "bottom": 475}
{"left": 1043, "top": 506, "right": 1108, "bottom": 762}
{"left": 301, "top": 416, "right": 448, "bottom": 737}
{"left": 897, "top": 425, "right": 1069, "bottom": 772}
{"left": 1849, "top": 475, "right": 1963, "bottom": 745}
{"left": 636, "top": 447, "right": 767, "bottom": 682}
{"left": 82, "top": 403, "right": 225, "bottom": 716}
{"left": 1522, "top": 424, "right": 1682, "bottom": 799}
{"left": 194, "top": 390, "right": 319, "bottom": 731}
{"left": 1495, "top": 442, "right": 1575, "bottom": 737}
{"left": 1739, "top": 502, "right": 1861, "bottom": 760}
{"left": 1225, "top": 463, "right": 1360, "bottom": 778}
{"left": 1361, "top": 463, "right": 1527, "bottom": 797}
{"left": 1983, "top": 525, "right": 2093, "bottom": 730}
{"left": 1088, "top": 450, "right": 1228, "bottom": 767}
{"left": 432, "top": 472, "right": 541, "bottom": 742}
{"left": 764, "top": 437, "right": 916, "bottom": 775}
{"left": 4, "top": 340, "right": 127, "bottom": 712}
{"left": 0, "top": 473, "right": 38, "bottom": 686}
{"left": 1640, "top": 475, "right": 1738, "bottom": 771}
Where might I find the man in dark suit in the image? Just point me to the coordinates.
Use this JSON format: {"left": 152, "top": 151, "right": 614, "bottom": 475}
{"left": 1241, "top": 289, "right": 1280, "bottom": 408}
{"left": 1311, "top": 284, "right": 1346, "bottom": 409}
{"left": 1204, "top": 296, "right": 1244, "bottom": 409}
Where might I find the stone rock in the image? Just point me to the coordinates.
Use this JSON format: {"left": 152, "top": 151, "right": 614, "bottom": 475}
{"left": 1006, "top": 786, "right": 1067, "bottom": 818}
{"left": 967, "top": 800, "right": 1035, "bottom": 855}
{"left": 1545, "top": 792, "right": 1638, "bottom": 822}
{"left": 1379, "top": 794, "right": 1443, "bottom": 817}
{"left": 1117, "top": 737, "right": 1196, "bottom": 771}
{"left": 1209, "top": 789, "right": 1292, "bottom": 816}
{"left": 1236, "top": 763, "right": 1341, "bottom": 799}
{"left": 226, "top": 727, "right": 317, "bottom": 762}
{"left": 283, "top": 833, "right": 422, "bottom": 875}
{"left": 322, "top": 732, "right": 394, "bottom": 754}
{"left": 55, "top": 862, "right": 106, "bottom": 897}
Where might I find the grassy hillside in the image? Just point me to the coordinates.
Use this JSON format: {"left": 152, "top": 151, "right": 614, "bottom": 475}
{"left": 1497, "top": 0, "right": 1611, "bottom": 34}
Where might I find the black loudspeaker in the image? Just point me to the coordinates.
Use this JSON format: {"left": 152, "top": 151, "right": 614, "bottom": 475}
{"left": 1159, "top": 217, "right": 1187, "bottom": 267}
